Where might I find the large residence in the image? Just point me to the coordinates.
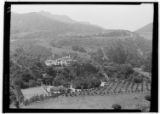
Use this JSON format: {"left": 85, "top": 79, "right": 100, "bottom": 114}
{"left": 45, "top": 55, "right": 76, "bottom": 66}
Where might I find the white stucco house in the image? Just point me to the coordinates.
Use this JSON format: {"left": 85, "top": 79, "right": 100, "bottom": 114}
{"left": 45, "top": 55, "right": 76, "bottom": 66}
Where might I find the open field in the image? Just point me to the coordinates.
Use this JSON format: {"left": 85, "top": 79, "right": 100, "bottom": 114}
{"left": 22, "top": 92, "right": 150, "bottom": 109}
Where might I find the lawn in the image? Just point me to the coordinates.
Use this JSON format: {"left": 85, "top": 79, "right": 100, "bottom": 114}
{"left": 22, "top": 92, "right": 150, "bottom": 110}
{"left": 21, "top": 86, "right": 48, "bottom": 99}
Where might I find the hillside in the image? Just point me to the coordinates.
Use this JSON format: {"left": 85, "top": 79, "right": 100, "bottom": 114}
{"left": 10, "top": 12, "right": 105, "bottom": 39}
{"left": 10, "top": 12, "right": 152, "bottom": 68}
{"left": 135, "top": 23, "right": 153, "bottom": 40}
{"left": 10, "top": 12, "right": 152, "bottom": 110}
{"left": 38, "top": 11, "right": 76, "bottom": 23}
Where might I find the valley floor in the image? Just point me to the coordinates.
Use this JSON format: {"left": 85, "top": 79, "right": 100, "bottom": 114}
{"left": 22, "top": 92, "right": 150, "bottom": 110}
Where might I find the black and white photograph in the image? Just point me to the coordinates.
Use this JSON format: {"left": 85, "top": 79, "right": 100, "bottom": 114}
{"left": 3, "top": 2, "right": 158, "bottom": 112}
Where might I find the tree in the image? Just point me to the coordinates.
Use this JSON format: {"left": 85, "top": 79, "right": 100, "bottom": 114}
{"left": 45, "top": 67, "right": 57, "bottom": 78}
{"left": 72, "top": 71, "right": 101, "bottom": 89}
{"left": 133, "top": 75, "right": 143, "bottom": 83}
{"left": 96, "top": 48, "right": 104, "bottom": 58}
{"left": 10, "top": 59, "right": 25, "bottom": 108}
{"left": 105, "top": 40, "right": 128, "bottom": 64}
{"left": 118, "top": 64, "right": 134, "bottom": 79}
{"left": 90, "top": 48, "right": 106, "bottom": 65}
{"left": 143, "top": 52, "right": 152, "bottom": 72}
{"left": 104, "top": 63, "right": 134, "bottom": 80}
{"left": 10, "top": 45, "right": 52, "bottom": 107}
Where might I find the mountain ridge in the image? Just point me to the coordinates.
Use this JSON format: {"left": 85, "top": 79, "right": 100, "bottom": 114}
{"left": 11, "top": 12, "right": 105, "bottom": 37}
{"left": 135, "top": 23, "right": 153, "bottom": 40}
{"left": 10, "top": 11, "right": 153, "bottom": 42}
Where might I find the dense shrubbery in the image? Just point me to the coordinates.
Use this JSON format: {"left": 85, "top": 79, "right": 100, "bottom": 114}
{"left": 53, "top": 61, "right": 102, "bottom": 89}
{"left": 73, "top": 73, "right": 101, "bottom": 89}
{"left": 10, "top": 45, "right": 53, "bottom": 87}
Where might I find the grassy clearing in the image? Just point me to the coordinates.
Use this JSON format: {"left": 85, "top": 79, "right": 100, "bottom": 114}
{"left": 21, "top": 86, "right": 48, "bottom": 99}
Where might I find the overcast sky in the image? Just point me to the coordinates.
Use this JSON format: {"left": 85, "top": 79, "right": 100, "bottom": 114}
{"left": 11, "top": 4, "right": 153, "bottom": 31}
